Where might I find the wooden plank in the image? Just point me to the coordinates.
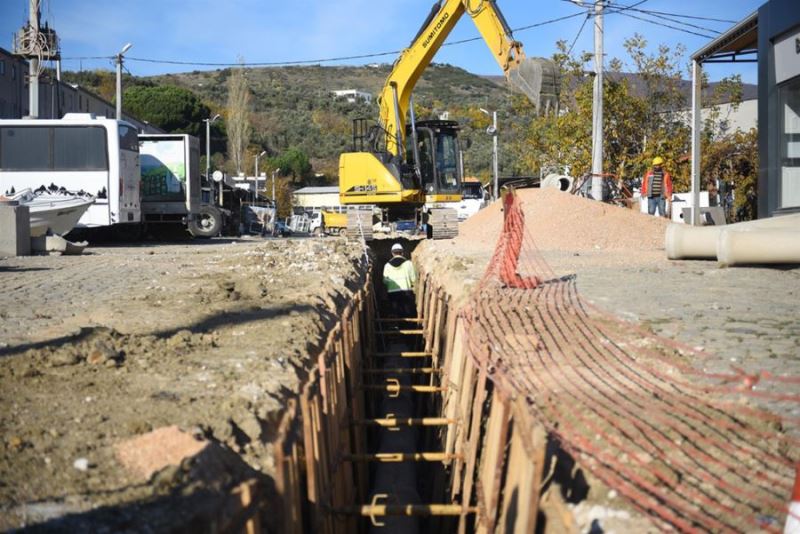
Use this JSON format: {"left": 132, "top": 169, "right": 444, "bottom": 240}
{"left": 458, "top": 366, "right": 489, "bottom": 534}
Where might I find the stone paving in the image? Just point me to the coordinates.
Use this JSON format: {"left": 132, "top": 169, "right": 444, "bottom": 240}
{"left": 543, "top": 250, "right": 800, "bottom": 430}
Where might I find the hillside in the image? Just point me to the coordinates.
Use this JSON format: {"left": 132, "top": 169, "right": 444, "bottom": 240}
{"left": 147, "top": 63, "right": 525, "bottom": 179}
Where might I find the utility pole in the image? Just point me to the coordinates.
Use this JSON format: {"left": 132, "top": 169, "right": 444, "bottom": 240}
{"left": 254, "top": 150, "right": 266, "bottom": 203}
{"left": 28, "top": 0, "right": 39, "bottom": 118}
{"left": 591, "top": 0, "right": 604, "bottom": 201}
{"left": 204, "top": 114, "right": 220, "bottom": 183}
{"left": 480, "top": 108, "right": 499, "bottom": 200}
{"left": 115, "top": 43, "right": 132, "bottom": 120}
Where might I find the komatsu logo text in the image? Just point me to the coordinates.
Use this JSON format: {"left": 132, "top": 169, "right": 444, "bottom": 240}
{"left": 422, "top": 12, "right": 450, "bottom": 49}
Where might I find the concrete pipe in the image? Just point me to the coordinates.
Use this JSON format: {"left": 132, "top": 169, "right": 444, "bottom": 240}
{"left": 665, "top": 213, "right": 800, "bottom": 260}
{"left": 717, "top": 228, "right": 800, "bottom": 267}
{"left": 541, "top": 174, "right": 574, "bottom": 192}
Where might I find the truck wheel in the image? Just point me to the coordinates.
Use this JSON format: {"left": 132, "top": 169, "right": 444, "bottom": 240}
{"left": 312, "top": 227, "right": 323, "bottom": 237}
{"left": 338, "top": 228, "right": 347, "bottom": 237}
{"left": 189, "top": 205, "right": 222, "bottom": 238}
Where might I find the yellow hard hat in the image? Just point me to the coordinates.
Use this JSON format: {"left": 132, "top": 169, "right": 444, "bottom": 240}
{"left": 652, "top": 156, "right": 664, "bottom": 166}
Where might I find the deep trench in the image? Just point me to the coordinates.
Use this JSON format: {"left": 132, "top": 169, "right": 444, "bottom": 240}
{"left": 364, "top": 239, "right": 450, "bottom": 533}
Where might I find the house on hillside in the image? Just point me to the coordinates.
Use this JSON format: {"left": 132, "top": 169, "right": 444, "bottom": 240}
{"left": 332, "top": 90, "right": 373, "bottom": 105}
{"left": 691, "top": 0, "right": 800, "bottom": 218}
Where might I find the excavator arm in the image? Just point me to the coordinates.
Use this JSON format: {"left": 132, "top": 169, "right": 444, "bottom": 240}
{"left": 379, "top": 0, "right": 541, "bottom": 157}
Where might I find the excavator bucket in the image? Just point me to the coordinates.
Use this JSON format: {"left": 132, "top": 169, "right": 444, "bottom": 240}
{"left": 507, "top": 57, "right": 545, "bottom": 113}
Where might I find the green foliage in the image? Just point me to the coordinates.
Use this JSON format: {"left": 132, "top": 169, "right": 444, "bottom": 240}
{"left": 123, "top": 85, "right": 210, "bottom": 136}
{"left": 519, "top": 34, "right": 753, "bottom": 199}
{"left": 271, "top": 147, "right": 313, "bottom": 183}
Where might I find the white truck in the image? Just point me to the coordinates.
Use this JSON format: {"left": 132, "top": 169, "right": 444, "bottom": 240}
{"left": 139, "top": 133, "right": 222, "bottom": 237}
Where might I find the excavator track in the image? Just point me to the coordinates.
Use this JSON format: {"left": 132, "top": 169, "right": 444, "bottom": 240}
{"left": 428, "top": 208, "right": 459, "bottom": 240}
{"left": 347, "top": 208, "right": 374, "bottom": 241}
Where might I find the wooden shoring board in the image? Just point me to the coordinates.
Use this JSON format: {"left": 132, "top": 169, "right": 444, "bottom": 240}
{"left": 345, "top": 297, "right": 369, "bottom": 503}
{"left": 496, "top": 412, "right": 547, "bottom": 534}
{"left": 432, "top": 291, "right": 449, "bottom": 389}
{"left": 220, "top": 478, "right": 261, "bottom": 534}
{"left": 458, "top": 364, "right": 489, "bottom": 534}
{"left": 476, "top": 388, "right": 511, "bottom": 534}
{"left": 443, "top": 317, "right": 467, "bottom": 463}
{"left": 423, "top": 285, "right": 437, "bottom": 354}
{"left": 450, "top": 352, "right": 476, "bottom": 501}
{"left": 333, "top": 329, "right": 356, "bottom": 532}
{"left": 273, "top": 399, "right": 304, "bottom": 534}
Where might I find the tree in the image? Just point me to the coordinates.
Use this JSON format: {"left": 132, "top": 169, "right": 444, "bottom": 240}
{"left": 226, "top": 63, "right": 252, "bottom": 175}
{"left": 519, "top": 35, "right": 694, "bottom": 187}
{"left": 123, "top": 85, "right": 209, "bottom": 136}
{"left": 271, "top": 147, "right": 313, "bottom": 183}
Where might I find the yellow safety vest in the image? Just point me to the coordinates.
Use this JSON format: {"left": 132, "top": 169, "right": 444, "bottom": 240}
{"left": 383, "top": 257, "right": 416, "bottom": 293}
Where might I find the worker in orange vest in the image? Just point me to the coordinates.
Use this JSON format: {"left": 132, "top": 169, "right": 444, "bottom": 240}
{"left": 641, "top": 156, "right": 673, "bottom": 218}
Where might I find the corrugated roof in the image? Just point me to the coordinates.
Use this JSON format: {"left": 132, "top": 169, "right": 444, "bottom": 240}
{"left": 294, "top": 186, "right": 340, "bottom": 194}
{"left": 692, "top": 11, "right": 759, "bottom": 63}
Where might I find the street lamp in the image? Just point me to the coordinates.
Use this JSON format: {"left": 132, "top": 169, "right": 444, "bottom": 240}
{"left": 480, "top": 108, "right": 499, "bottom": 200}
{"left": 254, "top": 150, "right": 266, "bottom": 203}
{"left": 203, "top": 113, "right": 220, "bottom": 185}
{"left": 115, "top": 43, "right": 132, "bottom": 120}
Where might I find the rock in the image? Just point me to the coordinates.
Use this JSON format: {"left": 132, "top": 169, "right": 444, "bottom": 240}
{"left": 51, "top": 351, "right": 80, "bottom": 367}
{"left": 22, "top": 366, "right": 41, "bottom": 378}
{"left": 7, "top": 436, "right": 23, "bottom": 452}
{"left": 86, "top": 349, "right": 109, "bottom": 365}
{"left": 73, "top": 458, "right": 90, "bottom": 471}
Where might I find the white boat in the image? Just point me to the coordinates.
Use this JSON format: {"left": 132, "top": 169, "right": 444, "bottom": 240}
{"left": 9, "top": 188, "right": 94, "bottom": 237}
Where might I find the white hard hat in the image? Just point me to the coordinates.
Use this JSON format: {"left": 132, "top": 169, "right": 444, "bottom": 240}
{"left": 391, "top": 243, "right": 403, "bottom": 252}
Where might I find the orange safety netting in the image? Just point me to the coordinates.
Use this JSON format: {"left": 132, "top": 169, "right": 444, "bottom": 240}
{"left": 463, "top": 190, "right": 799, "bottom": 532}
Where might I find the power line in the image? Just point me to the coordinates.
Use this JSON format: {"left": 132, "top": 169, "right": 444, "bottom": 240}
{"left": 617, "top": 6, "right": 722, "bottom": 34}
{"left": 613, "top": 11, "right": 716, "bottom": 39}
{"left": 61, "top": 11, "right": 586, "bottom": 68}
{"left": 624, "top": 6, "right": 736, "bottom": 24}
{"left": 565, "top": 13, "right": 591, "bottom": 58}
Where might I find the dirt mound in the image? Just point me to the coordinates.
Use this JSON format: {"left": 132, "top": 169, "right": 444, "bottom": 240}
{"left": 459, "top": 188, "right": 668, "bottom": 252}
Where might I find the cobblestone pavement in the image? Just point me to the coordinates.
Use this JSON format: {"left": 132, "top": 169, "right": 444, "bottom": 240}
{"left": 544, "top": 251, "right": 800, "bottom": 430}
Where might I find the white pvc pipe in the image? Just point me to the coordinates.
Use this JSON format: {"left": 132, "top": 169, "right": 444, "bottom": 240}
{"left": 665, "top": 213, "right": 800, "bottom": 260}
{"left": 717, "top": 228, "right": 800, "bottom": 267}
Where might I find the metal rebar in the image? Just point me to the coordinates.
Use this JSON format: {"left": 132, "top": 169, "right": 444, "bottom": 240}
{"left": 343, "top": 452, "right": 463, "bottom": 462}
{"left": 352, "top": 417, "right": 457, "bottom": 427}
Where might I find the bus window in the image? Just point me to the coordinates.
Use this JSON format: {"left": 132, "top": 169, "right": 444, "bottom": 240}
{"left": 0, "top": 126, "right": 50, "bottom": 171}
{"left": 53, "top": 127, "right": 108, "bottom": 171}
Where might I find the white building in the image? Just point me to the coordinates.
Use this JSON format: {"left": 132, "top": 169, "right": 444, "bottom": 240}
{"left": 293, "top": 186, "right": 341, "bottom": 211}
{"left": 332, "top": 90, "right": 372, "bottom": 104}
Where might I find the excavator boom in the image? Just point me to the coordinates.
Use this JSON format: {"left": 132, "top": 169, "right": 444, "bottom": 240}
{"left": 379, "top": 0, "right": 542, "bottom": 157}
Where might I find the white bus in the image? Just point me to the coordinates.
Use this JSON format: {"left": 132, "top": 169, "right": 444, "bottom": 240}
{"left": 0, "top": 113, "right": 141, "bottom": 229}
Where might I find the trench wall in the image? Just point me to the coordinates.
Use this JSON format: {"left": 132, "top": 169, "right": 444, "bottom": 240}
{"left": 254, "top": 255, "right": 552, "bottom": 533}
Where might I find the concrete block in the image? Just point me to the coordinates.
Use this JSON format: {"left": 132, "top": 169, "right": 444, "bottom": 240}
{"left": 0, "top": 203, "right": 31, "bottom": 257}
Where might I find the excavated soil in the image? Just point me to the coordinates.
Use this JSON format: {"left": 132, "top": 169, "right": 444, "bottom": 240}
{"left": 415, "top": 188, "right": 800, "bottom": 532}
{"left": 0, "top": 238, "right": 366, "bottom": 531}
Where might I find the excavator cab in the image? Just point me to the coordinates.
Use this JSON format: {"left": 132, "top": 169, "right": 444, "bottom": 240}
{"left": 406, "top": 120, "right": 462, "bottom": 203}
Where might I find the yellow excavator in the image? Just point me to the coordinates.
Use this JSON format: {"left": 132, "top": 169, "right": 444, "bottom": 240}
{"left": 339, "top": 0, "right": 544, "bottom": 240}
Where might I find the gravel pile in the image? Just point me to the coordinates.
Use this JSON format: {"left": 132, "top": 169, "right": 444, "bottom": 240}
{"left": 459, "top": 188, "right": 668, "bottom": 253}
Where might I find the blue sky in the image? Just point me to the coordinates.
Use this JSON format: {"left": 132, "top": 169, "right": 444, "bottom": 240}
{"left": 0, "top": 0, "right": 762, "bottom": 83}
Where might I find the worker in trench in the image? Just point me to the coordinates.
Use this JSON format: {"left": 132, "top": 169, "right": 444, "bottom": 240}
{"left": 642, "top": 156, "right": 673, "bottom": 218}
{"left": 383, "top": 243, "right": 417, "bottom": 318}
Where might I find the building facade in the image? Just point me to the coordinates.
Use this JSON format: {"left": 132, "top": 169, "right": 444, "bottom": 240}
{"left": 758, "top": 0, "right": 800, "bottom": 216}
{"left": 0, "top": 47, "right": 158, "bottom": 133}
{"left": 292, "top": 186, "right": 342, "bottom": 211}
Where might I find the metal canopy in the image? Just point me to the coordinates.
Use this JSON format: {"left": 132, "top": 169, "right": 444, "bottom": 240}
{"left": 692, "top": 11, "right": 758, "bottom": 64}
